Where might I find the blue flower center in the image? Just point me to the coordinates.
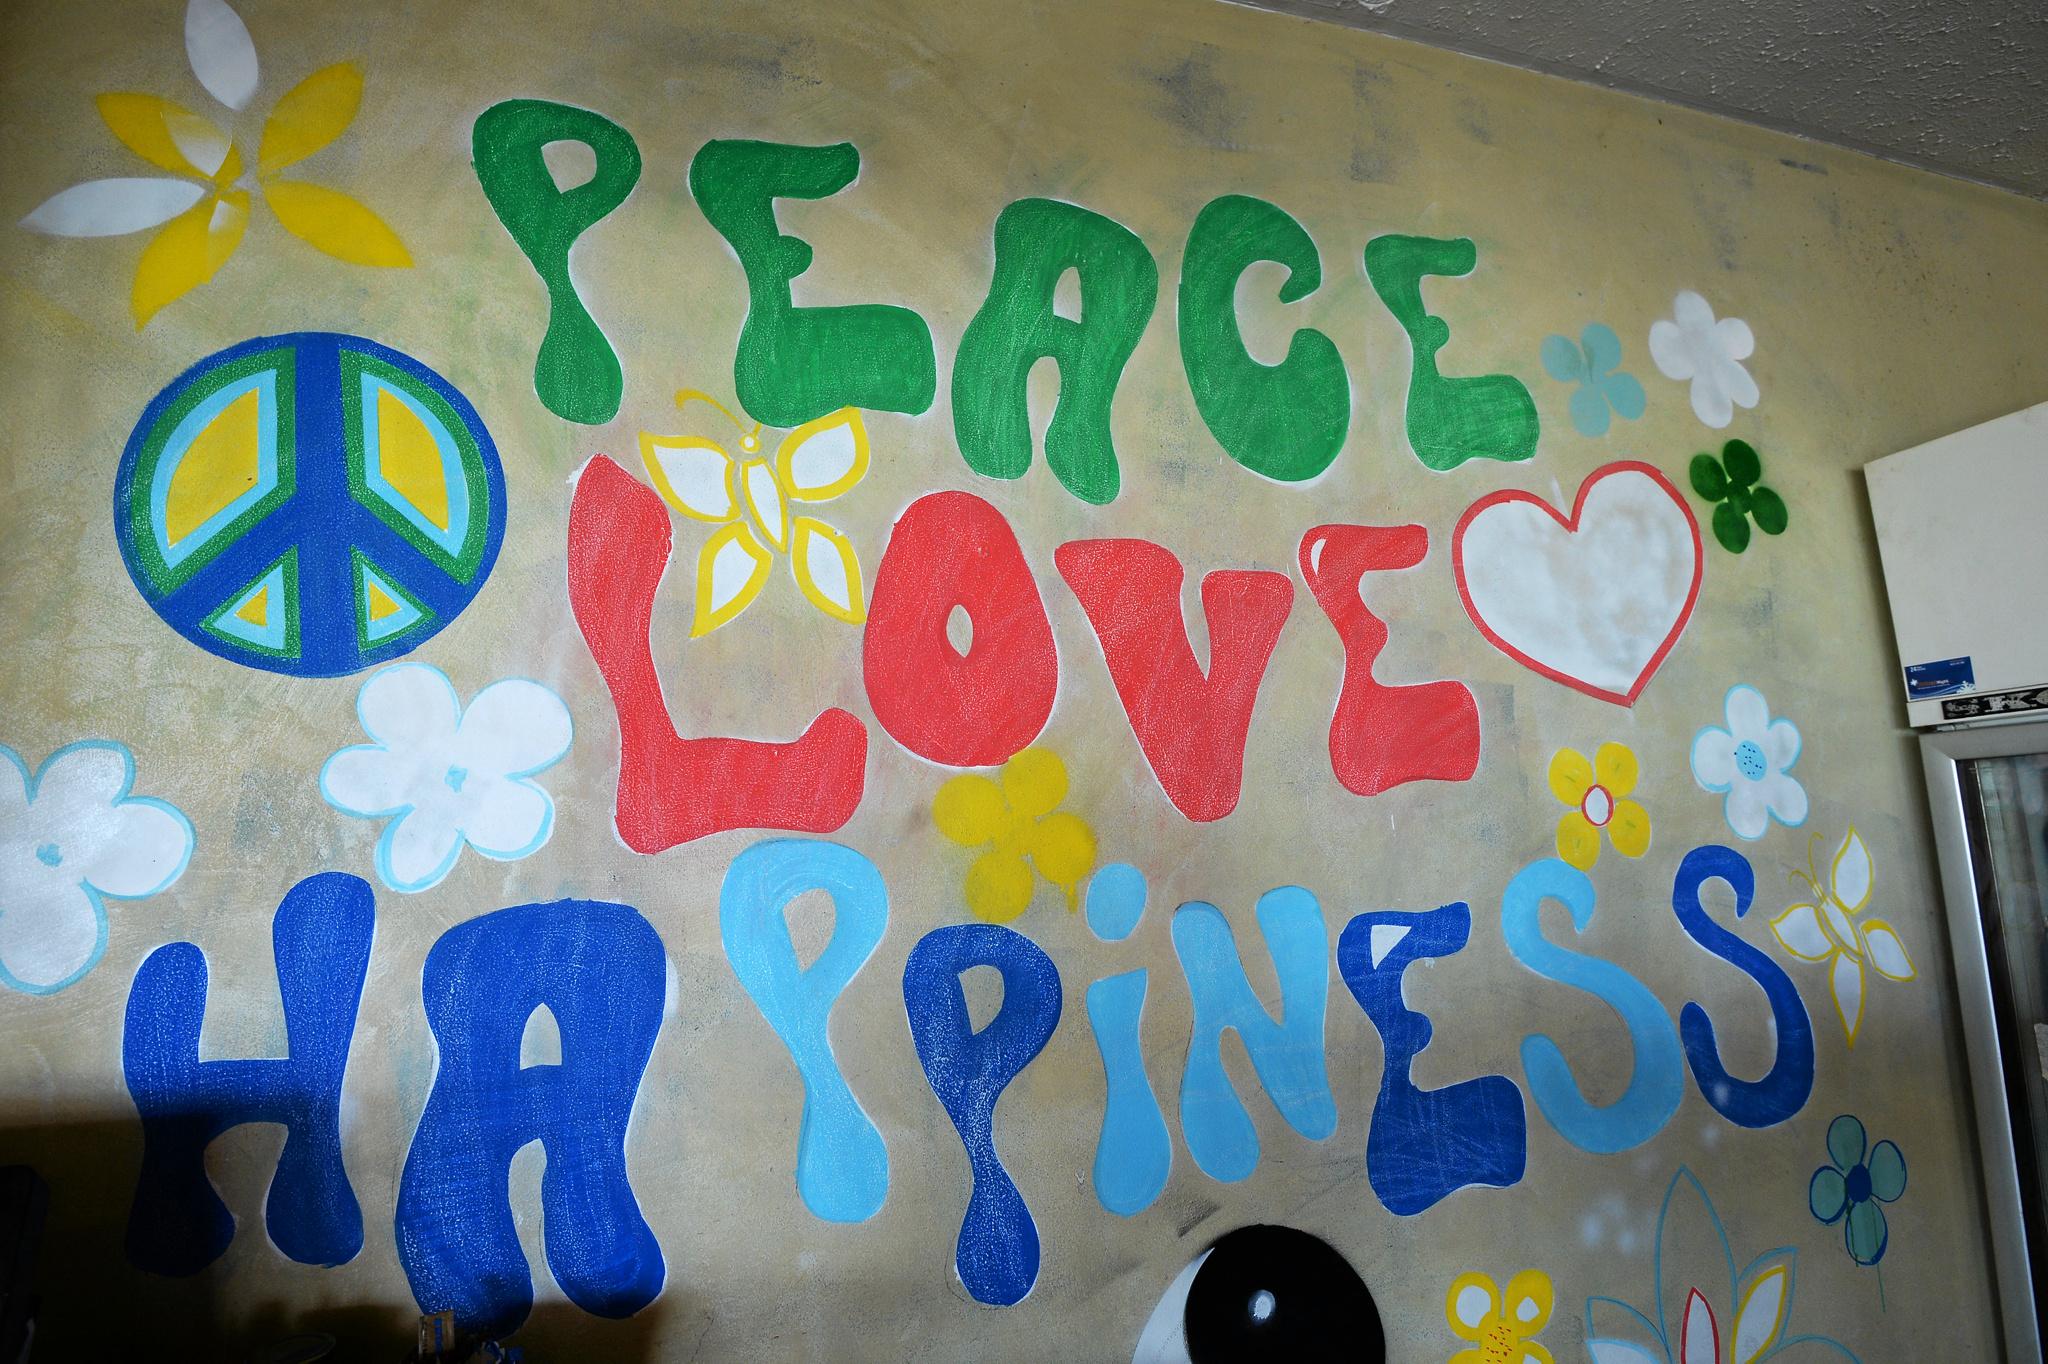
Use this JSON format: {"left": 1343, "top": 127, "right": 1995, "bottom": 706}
{"left": 35, "top": 842, "right": 62, "bottom": 868}
{"left": 444, "top": 765, "right": 469, "bottom": 793}
{"left": 1733, "top": 740, "right": 1767, "bottom": 781}
{"left": 1846, "top": 1163, "right": 1872, "bottom": 1203}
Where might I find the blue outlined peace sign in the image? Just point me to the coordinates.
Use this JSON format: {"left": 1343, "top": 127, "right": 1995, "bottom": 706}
{"left": 113, "top": 333, "right": 506, "bottom": 678}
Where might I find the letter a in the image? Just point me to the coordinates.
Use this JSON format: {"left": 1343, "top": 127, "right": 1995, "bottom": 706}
{"left": 396, "top": 899, "right": 666, "bottom": 1335}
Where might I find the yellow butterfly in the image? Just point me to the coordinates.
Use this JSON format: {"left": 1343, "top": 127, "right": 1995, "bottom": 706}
{"left": 639, "top": 391, "right": 870, "bottom": 637}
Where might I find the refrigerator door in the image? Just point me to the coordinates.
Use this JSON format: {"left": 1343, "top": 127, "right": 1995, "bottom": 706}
{"left": 1924, "top": 721, "right": 2048, "bottom": 1364}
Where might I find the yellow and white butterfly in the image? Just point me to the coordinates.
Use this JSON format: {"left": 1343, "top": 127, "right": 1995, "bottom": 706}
{"left": 639, "top": 391, "right": 870, "bottom": 637}
{"left": 1769, "top": 826, "right": 1916, "bottom": 1046}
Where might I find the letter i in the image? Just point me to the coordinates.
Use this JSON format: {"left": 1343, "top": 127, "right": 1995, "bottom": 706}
{"left": 1082, "top": 863, "right": 1171, "bottom": 1216}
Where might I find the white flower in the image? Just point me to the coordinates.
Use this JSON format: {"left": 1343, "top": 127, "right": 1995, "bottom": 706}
{"left": 320, "top": 663, "right": 572, "bottom": 893}
{"left": 0, "top": 741, "right": 194, "bottom": 994}
{"left": 1648, "top": 290, "right": 1758, "bottom": 429}
{"left": 1690, "top": 684, "right": 1806, "bottom": 840}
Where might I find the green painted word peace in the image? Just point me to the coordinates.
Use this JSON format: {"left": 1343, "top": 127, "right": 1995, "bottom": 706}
{"left": 471, "top": 100, "right": 1540, "bottom": 500}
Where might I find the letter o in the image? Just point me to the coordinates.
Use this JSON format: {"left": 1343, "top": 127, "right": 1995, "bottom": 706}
{"left": 863, "top": 491, "right": 1057, "bottom": 766}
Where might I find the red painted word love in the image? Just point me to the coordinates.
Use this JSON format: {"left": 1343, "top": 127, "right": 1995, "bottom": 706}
{"left": 566, "top": 456, "right": 1480, "bottom": 852}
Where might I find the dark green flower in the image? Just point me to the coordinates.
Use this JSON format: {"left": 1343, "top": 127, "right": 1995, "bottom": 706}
{"left": 1809, "top": 1113, "right": 1906, "bottom": 1266}
{"left": 1689, "top": 439, "right": 1787, "bottom": 553}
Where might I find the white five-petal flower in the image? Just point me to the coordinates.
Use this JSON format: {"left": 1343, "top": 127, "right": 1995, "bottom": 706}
{"left": 1770, "top": 827, "right": 1917, "bottom": 1045}
{"left": 320, "top": 663, "right": 573, "bottom": 894}
{"left": 1690, "top": 684, "right": 1807, "bottom": 840}
{"left": 1649, "top": 290, "right": 1758, "bottom": 429}
{"left": 0, "top": 741, "right": 195, "bottom": 994}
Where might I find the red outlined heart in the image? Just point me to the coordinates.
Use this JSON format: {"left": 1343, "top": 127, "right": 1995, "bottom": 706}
{"left": 1452, "top": 460, "right": 1703, "bottom": 706}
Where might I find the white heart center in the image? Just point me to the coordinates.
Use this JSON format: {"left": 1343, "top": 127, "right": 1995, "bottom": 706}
{"left": 1457, "top": 466, "right": 1698, "bottom": 701}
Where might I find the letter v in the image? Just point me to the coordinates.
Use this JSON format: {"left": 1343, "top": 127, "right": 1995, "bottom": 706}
{"left": 1056, "top": 539, "right": 1291, "bottom": 821}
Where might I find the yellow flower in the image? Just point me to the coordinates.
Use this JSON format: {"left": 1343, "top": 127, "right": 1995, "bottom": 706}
{"left": 19, "top": 0, "right": 409, "bottom": 327}
{"left": 640, "top": 391, "right": 870, "bottom": 636}
{"left": 932, "top": 748, "right": 1096, "bottom": 924}
{"left": 1769, "top": 827, "right": 1916, "bottom": 1047}
{"left": 1446, "top": 1268, "right": 1554, "bottom": 1364}
{"left": 1548, "top": 742, "right": 1651, "bottom": 870}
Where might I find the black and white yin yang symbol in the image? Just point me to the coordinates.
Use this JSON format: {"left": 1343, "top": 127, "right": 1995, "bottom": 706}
{"left": 1131, "top": 1224, "right": 1385, "bottom": 1363}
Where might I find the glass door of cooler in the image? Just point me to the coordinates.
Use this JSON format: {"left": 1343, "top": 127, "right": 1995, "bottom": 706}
{"left": 1923, "top": 720, "right": 2048, "bottom": 1364}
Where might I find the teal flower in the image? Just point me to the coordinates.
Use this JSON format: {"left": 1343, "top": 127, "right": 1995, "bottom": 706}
{"left": 1809, "top": 1114, "right": 1905, "bottom": 1266}
{"left": 1540, "top": 323, "right": 1646, "bottom": 438}
{"left": 1690, "top": 439, "right": 1788, "bottom": 553}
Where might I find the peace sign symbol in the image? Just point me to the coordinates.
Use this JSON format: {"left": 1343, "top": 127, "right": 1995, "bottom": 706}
{"left": 113, "top": 333, "right": 506, "bottom": 678}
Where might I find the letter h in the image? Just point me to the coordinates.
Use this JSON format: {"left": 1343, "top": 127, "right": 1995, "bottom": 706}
{"left": 123, "top": 872, "right": 374, "bottom": 1275}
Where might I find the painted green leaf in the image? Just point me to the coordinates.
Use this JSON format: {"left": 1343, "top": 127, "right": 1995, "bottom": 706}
{"left": 1752, "top": 484, "right": 1788, "bottom": 534}
{"left": 1712, "top": 499, "right": 1750, "bottom": 553}
{"left": 1722, "top": 438, "right": 1761, "bottom": 488}
{"left": 1690, "top": 452, "right": 1727, "bottom": 500}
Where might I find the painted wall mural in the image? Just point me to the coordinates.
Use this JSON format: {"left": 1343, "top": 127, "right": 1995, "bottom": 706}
{"left": 3, "top": 0, "right": 2042, "bottom": 1358}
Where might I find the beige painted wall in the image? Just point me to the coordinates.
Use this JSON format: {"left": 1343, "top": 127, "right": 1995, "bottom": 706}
{"left": 2, "top": 0, "right": 2045, "bottom": 1358}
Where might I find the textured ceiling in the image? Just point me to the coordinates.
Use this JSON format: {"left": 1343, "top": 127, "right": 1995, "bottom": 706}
{"left": 1228, "top": 0, "right": 2048, "bottom": 199}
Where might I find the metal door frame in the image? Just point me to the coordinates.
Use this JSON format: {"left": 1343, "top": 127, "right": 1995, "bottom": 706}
{"left": 1922, "top": 719, "right": 2048, "bottom": 1364}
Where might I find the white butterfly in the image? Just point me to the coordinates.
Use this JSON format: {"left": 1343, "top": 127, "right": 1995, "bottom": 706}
{"left": 1770, "top": 827, "right": 1916, "bottom": 1045}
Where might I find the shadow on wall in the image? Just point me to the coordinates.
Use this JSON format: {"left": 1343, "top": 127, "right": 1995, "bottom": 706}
{"left": 0, "top": 1114, "right": 678, "bottom": 1362}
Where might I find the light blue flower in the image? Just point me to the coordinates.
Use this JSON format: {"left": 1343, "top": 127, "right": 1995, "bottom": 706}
{"left": 1541, "top": 323, "right": 1647, "bottom": 438}
{"left": 0, "top": 740, "right": 194, "bottom": 994}
{"left": 1691, "top": 684, "right": 1807, "bottom": 841}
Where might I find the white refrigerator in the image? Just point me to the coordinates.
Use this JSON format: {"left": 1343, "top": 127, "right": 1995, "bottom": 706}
{"left": 1868, "top": 401, "right": 2048, "bottom": 1364}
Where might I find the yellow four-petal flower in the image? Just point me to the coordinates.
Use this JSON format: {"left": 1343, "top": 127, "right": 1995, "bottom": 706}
{"left": 1446, "top": 1268, "right": 1555, "bottom": 1364}
{"left": 933, "top": 748, "right": 1097, "bottom": 924}
{"left": 1548, "top": 741, "right": 1651, "bottom": 871}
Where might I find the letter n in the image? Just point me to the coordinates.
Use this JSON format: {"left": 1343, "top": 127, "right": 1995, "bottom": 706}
{"left": 1171, "top": 888, "right": 1335, "bottom": 1181}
